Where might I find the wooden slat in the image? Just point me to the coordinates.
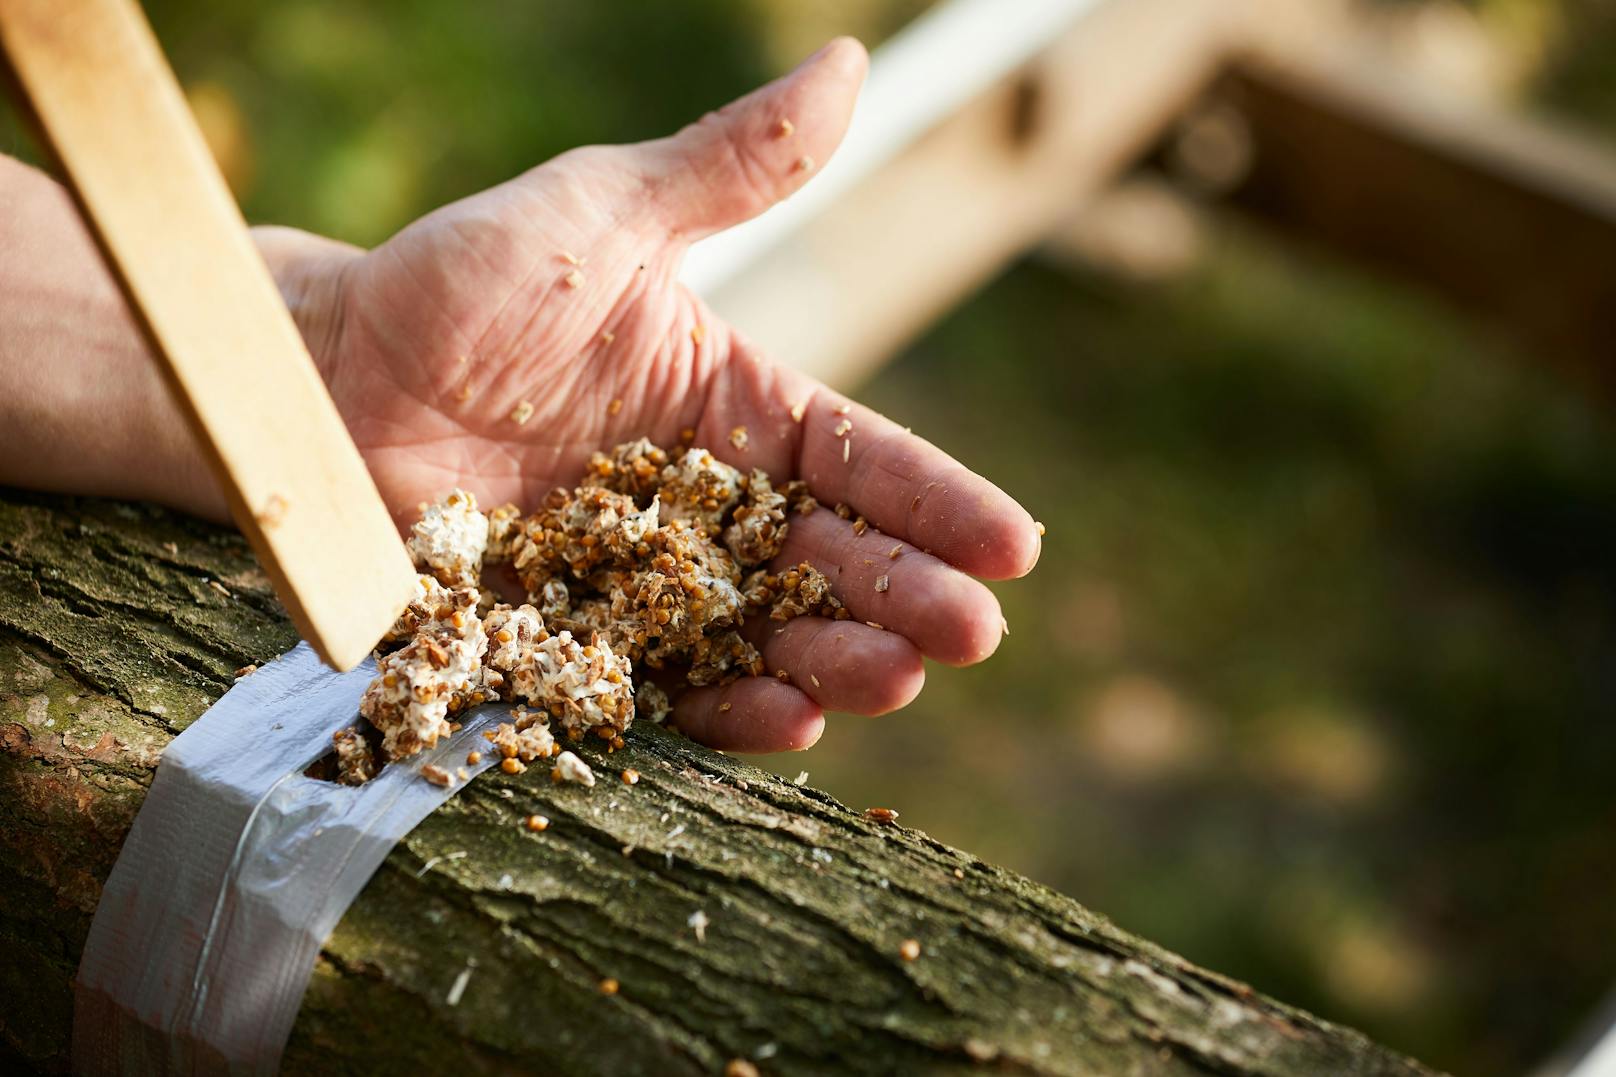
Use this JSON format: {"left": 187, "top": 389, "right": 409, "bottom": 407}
{"left": 702, "top": 0, "right": 1236, "bottom": 388}
{"left": 1212, "top": 50, "right": 1616, "bottom": 397}
{"left": 703, "top": 0, "right": 1616, "bottom": 402}
{"left": 0, "top": 0, "right": 416, "bottom": 670}
{"left": 682, "top": 0, "right": 1109, "bottom": 296}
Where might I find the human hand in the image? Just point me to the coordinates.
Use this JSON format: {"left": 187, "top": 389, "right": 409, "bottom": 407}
{"left": 260, "top": 39, "right": 1042, "bottom": 751}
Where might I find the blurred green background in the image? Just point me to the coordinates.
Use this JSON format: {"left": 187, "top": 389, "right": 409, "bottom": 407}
{"left": 6, "top": 2, "right": 1616, "bottom": 1074}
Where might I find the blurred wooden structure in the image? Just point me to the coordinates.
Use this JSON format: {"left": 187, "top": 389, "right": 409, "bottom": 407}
{"left": 1217, "top": 46, "right": 1616, "bottom": 400}
{"left": 689, "top": 0, "right": 1616, "bottom": 398}
{"left": 688, "top": 3, "right": 1616, "bottom": 1072}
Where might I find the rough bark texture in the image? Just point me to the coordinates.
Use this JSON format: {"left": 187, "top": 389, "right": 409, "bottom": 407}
{"left": 0, "top": 490, "right": 1437, "bottom": 1076}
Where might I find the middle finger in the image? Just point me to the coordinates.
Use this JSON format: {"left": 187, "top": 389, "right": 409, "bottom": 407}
{"left": 772, "top": 508, "right": 1006, "bottom": 667}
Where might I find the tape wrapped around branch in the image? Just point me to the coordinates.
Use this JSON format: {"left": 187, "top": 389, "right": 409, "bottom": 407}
{"left": 73, "top": 643, "right": 507, "bottom": 1075}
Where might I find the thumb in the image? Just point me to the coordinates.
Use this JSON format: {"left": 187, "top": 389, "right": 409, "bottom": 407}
{"left": 638, "top": 37, "right": 868, "bottom": 240}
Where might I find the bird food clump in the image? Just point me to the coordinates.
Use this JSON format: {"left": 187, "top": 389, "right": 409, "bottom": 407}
{"left": 406, "top": 489, "right": 488, "bottom": 588}
{"left": 339, "top": 440, "right": 841, "bottom": 784}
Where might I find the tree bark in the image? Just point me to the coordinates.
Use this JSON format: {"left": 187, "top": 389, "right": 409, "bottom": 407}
{"left": 0, "top": 490, "right": 1437, "bottom": 1076}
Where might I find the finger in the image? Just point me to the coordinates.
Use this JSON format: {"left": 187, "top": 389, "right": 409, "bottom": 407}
{"left": 745, "top": 617, "right": 925, "bottom": 716}
{"left": 690, "top": 347, "right": 1041, "bottom": 581}
{"left": 777, "top": 509, "right": 1007, "bottom": 667}
{"left": 790, "top": 386, "right": 1042, "bottom": 581}
{"left": 638, "top": 37, "right": 867, "bottom": 239}
{"left": 671, "top": 676, "right": 825, "bottom": 753}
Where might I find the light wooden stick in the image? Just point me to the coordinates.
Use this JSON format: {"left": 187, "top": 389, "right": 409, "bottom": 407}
{"left": 0, "top": 0, "right": 416, "bottom": 671}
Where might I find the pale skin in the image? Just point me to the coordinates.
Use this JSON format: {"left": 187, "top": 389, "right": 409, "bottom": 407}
{"left": 0, "top": 39, "right": 1040, "bottom": 752}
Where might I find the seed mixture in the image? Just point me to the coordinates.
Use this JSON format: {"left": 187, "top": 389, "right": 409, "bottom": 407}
{"left": 335, "top": 438, "right": 853, "bottom": 786}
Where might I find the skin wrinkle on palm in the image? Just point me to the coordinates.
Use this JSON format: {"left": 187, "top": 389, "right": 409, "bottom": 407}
{"left": 0, "top": 39, "right": 1040, "bottom": 754}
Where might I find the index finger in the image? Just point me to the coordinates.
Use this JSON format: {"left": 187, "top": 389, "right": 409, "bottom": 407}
{"left": 788, "top": 381, "right": 1041, "bottom": 580}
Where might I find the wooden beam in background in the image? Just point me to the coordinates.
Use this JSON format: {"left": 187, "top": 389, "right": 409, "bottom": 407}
{"left": 701, "top": 0, "right": 1236, "bottom": 388}
{"left": 1214, "top": 52, "right": 1616, "bottom": 398}
{"left": 701, "top": 0, "right": 1616, "bottom": 402}
{"left": 683, "top": 0, "right": 1112, "bottom": 297}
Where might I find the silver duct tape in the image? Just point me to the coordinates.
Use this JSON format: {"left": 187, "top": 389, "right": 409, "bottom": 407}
{"left": 73, "top": 642, "right": 508, "bottom": 1075}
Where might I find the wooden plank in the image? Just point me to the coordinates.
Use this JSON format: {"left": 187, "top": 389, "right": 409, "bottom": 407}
{"left": 699, "top": 0, "right": 1616, "bottom": 400}
{"left": 683, "top": 0, "right": 1109, "bottom": 296}
{"left": 700, "top": 0, "right": 1236, "bottom": 387}
{"left": 0, "top": 0, "right": 416, "bottom": 670}
{"left": 1210, "top": 51, "right": 1616, "bottom": 397}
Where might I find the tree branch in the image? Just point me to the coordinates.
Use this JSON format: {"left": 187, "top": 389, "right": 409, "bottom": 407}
{"left": 0, "top": 490, "right": 1435, "bottom": 1075}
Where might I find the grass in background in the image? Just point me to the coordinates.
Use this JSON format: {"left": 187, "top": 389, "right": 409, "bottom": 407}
{"left": 754, "top": 227, "right": 1616, "bottom": 1075}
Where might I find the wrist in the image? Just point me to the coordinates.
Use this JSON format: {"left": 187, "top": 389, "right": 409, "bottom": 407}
{"left": 252, "top": 226, "right": 363, "bottom": 379}
{"left": 0, "top": 155, "right": 229, "bottom": 518}
{"left": 0, "top": 158, "right": 369, "bottom": 523}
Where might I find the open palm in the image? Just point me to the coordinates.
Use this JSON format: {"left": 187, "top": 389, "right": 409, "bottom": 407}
{"left": 266, "top": 39, "right": 1040, "bottom": 752}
